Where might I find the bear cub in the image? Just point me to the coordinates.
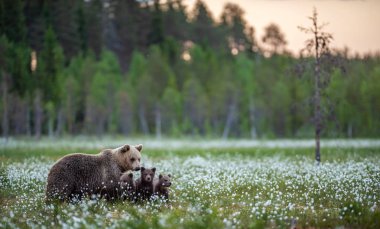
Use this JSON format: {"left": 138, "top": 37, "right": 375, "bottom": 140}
{"left": 136, "top": 167, "right": 156, "bottom": 200}
{"left": 154, "top": 174, "right": 172, "bottom": 200}
{"left": 119, "top": 170, "right": 136, "bottom": 201}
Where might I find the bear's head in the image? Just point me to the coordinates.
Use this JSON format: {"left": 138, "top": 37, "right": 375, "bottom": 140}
{"left": 140, "top": 167, "right": 156, "bottom": 183}
{"left": 158, "top": 174, "right": 172, "bottom": 187}
{"left": 117, "top": 144, "right": 143, "bottom": 172}
{"left": 120, "top": 170, "right": 135, "bottom": 190}
{"left": 120, "top": 170, "right": 134, "bottom": 183}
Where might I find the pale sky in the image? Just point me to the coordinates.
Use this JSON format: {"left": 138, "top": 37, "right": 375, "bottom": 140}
{"left": 184, "top": 0, "right": 380, "bottom": 56}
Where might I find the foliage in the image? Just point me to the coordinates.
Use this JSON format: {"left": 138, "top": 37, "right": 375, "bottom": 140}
{"left": 0, "top": 1, "right": 379, "bottom": 138}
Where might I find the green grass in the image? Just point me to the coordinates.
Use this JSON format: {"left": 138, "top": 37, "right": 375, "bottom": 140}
{"left": 1, "top": 146, "right": 379, "bottom": 160}
{"left": 1, "top": 144, "right": 379, "bottom": 228}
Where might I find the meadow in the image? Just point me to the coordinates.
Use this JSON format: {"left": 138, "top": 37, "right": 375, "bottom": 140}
{"left": 1, "top": 139, "right": 379, "bottom": 228}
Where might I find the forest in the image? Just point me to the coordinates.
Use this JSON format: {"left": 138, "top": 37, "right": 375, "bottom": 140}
{"left": 1, "top": 0, "right": 380, "bottom": 139}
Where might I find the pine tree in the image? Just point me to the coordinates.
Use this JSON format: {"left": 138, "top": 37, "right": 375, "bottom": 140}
{"left": 220, "top": 3, "right": 250, "bottom": 54}
{"left": 163, "top": 0, "right": 190, "bottom": 42}
{"left": 112, "top": 0, "right": 147, "bottom": 71}
{"left": 36, "top": 26, "right": 65, "bottom": 137}
{"left": 83, "top": 0, "right": 103, "bottom": 57}
{"left": 262, "top": 23, "right": 287, "bottom": 56}
{"left": 191, "top": 0, "right": 220, "bottom": 49}
{"left": 148, "top": 0, "right": 164, "bottom": 47}
{"left": 0, "top": 0, "right": 26, "bottom": 43}
{"left": 0, "top": 36, "right": 12, "bottom": 138}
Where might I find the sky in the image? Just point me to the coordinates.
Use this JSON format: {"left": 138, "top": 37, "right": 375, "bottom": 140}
{"left": 183, "top": 0, "right": 380, "bottom": 56}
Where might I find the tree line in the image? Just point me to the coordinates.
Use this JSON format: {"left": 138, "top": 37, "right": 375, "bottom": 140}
{"left": 1, "top": 0, "right": 379, "bottom": 139}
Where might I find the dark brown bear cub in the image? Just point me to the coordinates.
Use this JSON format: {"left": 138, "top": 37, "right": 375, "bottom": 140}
{"left": 119, "top": 170, "right": 136, "bottom": 201}
{"left": 154, "top": 174, "right": 172, "bottom": 200}
{"left": 136, "top": 167, "right": 156, "bottom": 200}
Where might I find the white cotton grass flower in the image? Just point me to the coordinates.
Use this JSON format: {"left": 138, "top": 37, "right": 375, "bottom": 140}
{"left": 1, "top": 151, "right": 379, "bottom": 228}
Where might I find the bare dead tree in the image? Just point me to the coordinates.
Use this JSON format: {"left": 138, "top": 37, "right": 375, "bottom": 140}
{"left": 298, "top": 8, "right": 333, "bottom": 164}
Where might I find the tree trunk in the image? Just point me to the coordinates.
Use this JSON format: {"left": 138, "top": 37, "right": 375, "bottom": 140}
{"left": 106, "top": 84, "right": 115, "bottom": 133}
{"left": 84, "top": 97, "right": 94, "bottom": 135}
{"left": 55, "top": 107, "right": 64, "bottom": 136}
{"left": 155, "top": 104, "right": 162, "bottom": 139}
{"left": 249, "top": 101, "right": 257, "bottom": 139}
{"left": 222, "top": 102, "right": 236, "bottom": 139}
{"left": 348, "top": 123, "right": 352, "bottom": 138}
{"left": 34, "top": 91, "right": 43, "bottom": 139}
{"left": 314, "top": 41, "right": 321, "bottom": 164}
{"left": 138, "top": 106, "right": 149, "bottom": 135}
{"left": 66, "top": 95, "right": 74, "bottom": 134}
{"left": 96, "top": 115, "right": 105, "bottom": 137}
{"left": 300, "top": 8, "right": 332, "bottom": 164}
{"left": 48, "top": 113, "right": 54, "bottom": 138}
{"left": 26, "top": 98, "right": 32, "bottom": 136}
{"left": 118, "top": 93, "right": 132, "bottom": 136}
{"left": 1, "top": 72, "right": 9, "bottom": 140}
{"left": 12, "top": 95, "right": 28, "bottom": 135}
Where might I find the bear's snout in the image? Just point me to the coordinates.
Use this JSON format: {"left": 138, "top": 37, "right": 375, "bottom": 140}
{"left": 163, "top": 182, "right": 171, "bottom": 187}
{"left": 146, "top": 176, "right": 152, "bottom": 182}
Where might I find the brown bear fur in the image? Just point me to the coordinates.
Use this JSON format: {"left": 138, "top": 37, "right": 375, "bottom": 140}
{"left": 119, "top": 170, "right": 136, "bottom": 201}
{"left": 45, "top": 144, "right": 142, "bottom": 202}
{"left": 153, "top": 174, "right": 172, "bottom": 200}
{"left": 135, "top": 167, "right": 156, "bottom": 200}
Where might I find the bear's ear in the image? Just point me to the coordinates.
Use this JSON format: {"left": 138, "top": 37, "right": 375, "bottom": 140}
{"left": 135, "top": 144, "right": 143, "bottom": 152}
{"left": 128, "top": 173, "right": 133, "bottom": 178}
{"left": 152, "top": 167, "right": 156, "bottom": 173}
{"left": 121, "top": 144, "right": 130, "bottom": 153}
{"left": 168, "top": 174, "right": 172, "bottom": 178}
{"left": 159, "top": 174, "right": 163, "bottom": 179}
{"left": 140, "top": 167, "right": 145, "bottom": 171}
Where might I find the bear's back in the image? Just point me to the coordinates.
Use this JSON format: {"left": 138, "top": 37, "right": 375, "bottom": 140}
{"left": 46, "top": 151, "right": 116, "bottom": 200}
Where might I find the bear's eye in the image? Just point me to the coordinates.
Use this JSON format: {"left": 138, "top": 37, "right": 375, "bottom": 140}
{"left": 130, "top": 158, "right": 135, "bottom": 162}
{"left": 138, "top": 159, "right": 141, "bottom": 162}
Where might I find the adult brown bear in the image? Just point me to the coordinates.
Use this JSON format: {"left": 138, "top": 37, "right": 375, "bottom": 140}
{"left": 45, "top": 144, "right": 142, "bottom": 202}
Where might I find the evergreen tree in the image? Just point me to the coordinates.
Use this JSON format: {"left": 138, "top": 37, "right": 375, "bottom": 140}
{"left": 38, "top": 26, "right": 64, "bottom": 103}
{"left": 24, "top": 0, "right": 45, "bottom": 52}
{"left": 148, "top": 0, "right": 164, "bottom": 46}
{"left": 113, "top": 0, "right": 145, "bottom": 70}
{"left": 191, "top": 0, "right": 220, "bottom": 49}
{"left": 37, "top": 26, "right": 65, "bottom": 137}
{"left": 220, "top": 3, "right": 250, "bottom": 53}
{"left": 76, "top": 1, "right": 87, "bottom": 54}
{"left": 0, "top": 36, "right": 12, "bottom": 138}
{"left": 0, "top": 0, "right": 26, "bottom": 43}
{"left": 83, "top": 0, "right": 103, "bottom": 57}
{"left": 262, "top": 23, "right": 287, "bottom": 56}
{"left": 163, "top": 0, "right": 190, "bottom": 42}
